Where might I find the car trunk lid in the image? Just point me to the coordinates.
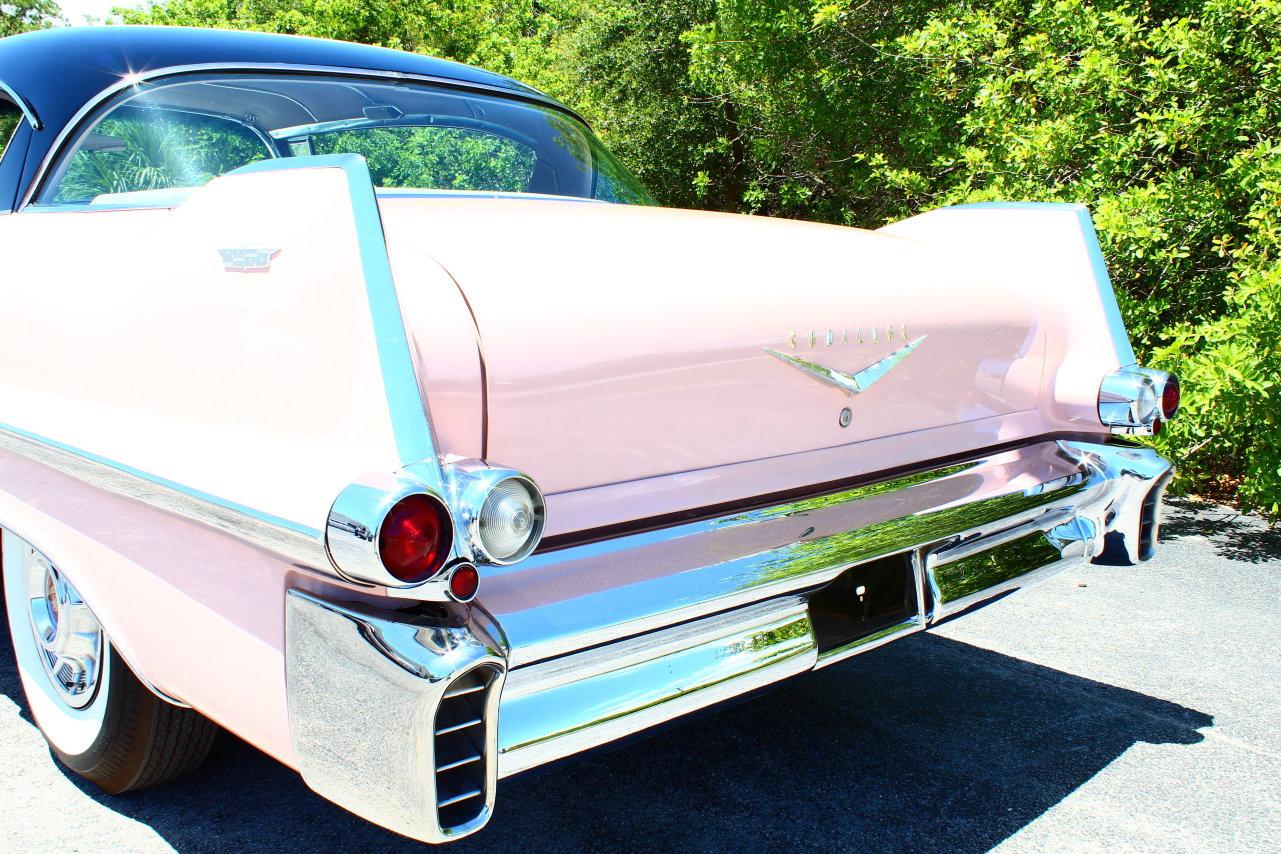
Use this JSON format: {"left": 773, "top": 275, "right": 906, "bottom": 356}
{"left": 379, "top": 197, "right": 1046, "bottom": 495}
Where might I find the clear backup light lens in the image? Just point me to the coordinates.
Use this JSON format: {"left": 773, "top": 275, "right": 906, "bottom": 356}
{"left": 477, "top": 478, "right": 544, "bottom": 563}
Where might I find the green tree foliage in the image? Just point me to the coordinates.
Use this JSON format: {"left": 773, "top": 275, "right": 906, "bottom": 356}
{"left": 118, "top": 0, "right": 564, "bottom": 75}
{"left": 1, "top": 1, "right": 61, "bottom": 37}
{"left": 120, "top": 0, "right": 1281, "bottom": 514}
{"left": 552, "top": 0, "right": 742, "bottom": 210}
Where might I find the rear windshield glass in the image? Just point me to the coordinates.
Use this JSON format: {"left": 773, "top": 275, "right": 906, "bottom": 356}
{"left": 37, "top": 73, "right": 655, "bottom": 207}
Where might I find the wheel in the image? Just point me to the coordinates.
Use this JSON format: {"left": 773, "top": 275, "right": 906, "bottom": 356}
{"left": 1, "top": 530, "right": 218, "bottom": 793}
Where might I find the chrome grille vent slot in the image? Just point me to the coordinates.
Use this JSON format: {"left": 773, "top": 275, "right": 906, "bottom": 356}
{"left": 434, "top": 667, "right": 498, "bottom": 831}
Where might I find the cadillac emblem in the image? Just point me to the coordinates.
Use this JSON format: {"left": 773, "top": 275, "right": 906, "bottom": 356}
{"left": 765, "top": 325, "right": 927, "bottom": 396}
{"left": 219, "top": 247, "right": 281, "bottom": 274}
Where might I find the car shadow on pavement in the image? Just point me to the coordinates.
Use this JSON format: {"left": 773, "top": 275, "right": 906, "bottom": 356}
{"left": 0, "top": 627, "right": 1212, "bottom": 854}
{"left": 1160, "top": 498, "right": 1281, "bottom": 564}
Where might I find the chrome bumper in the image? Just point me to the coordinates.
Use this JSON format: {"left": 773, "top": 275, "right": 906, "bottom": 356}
{"left": 284, "top": 439, "right": 1170, "bottom": 842}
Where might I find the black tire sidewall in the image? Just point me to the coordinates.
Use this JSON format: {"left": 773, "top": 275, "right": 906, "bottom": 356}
{"left": 46, "top": 641, "right": 129, "bottom": 774}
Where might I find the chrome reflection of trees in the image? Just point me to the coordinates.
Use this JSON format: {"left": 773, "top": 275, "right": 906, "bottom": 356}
{"left": 732, "top": 482, "right": 1088, "bottom": 595}
{"left": 932, "top": 533, "right": 1061, "bottom": 604}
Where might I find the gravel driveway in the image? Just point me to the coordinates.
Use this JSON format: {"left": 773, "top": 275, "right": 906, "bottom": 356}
{"left": 2, "top": 499, "right": 1278, "bottom": 853}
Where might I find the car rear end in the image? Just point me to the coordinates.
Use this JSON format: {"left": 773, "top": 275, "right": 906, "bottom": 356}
{"left": 285, "top": 196, "right": 1178, "bottom": 842}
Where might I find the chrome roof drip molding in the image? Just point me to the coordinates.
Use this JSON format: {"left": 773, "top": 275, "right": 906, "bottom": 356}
{"left": 0, "top": 79, "right": 40, "bottom": 129}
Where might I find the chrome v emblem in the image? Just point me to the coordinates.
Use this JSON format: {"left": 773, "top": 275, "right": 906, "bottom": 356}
{"left": 764, "top": 335, "right": 928, "bottom": 396}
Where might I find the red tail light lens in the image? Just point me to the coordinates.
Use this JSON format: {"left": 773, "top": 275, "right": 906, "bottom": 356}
{"left": 378, "top": 495, "right": 452, "bottom": 583}
{"left": 1161, "top": 375, "right": 1180, "bottom": 419}
{"left": 448, "top": 564, "right": 481, "bottom": 602}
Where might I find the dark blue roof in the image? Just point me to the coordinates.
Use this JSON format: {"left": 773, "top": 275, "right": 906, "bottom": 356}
{"left": 0, "top": 26, "right": 567, "bottom": 138}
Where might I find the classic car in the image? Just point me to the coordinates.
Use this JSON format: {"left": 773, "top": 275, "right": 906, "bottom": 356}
{"left": 0, "top": 26, "right": 1178, "bottom": 843}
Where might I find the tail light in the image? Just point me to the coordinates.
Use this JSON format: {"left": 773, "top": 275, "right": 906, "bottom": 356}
{"left": 326, "top": 461, "right": 545, "bottom": 596}
{"left": 475, "top": 478, "right": 544, "bottom": 563}
{"left": 1150, "top": 371, "right": 1180, "bottom": 419}
{"left": 378, "top": 495, "right": 453, "bottom": 583}
{"left": 1098, "top": 366, "right": 1179, "bottom": 435}
{"left": 447, "top": 564, "right": 481, "bottom": 602}
{"left": 327, "top": 477, "right": 459, "bottom": 592}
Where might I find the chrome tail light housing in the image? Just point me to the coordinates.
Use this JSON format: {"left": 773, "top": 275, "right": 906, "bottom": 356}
{"left": 1098, "top": 366, "right": 1179, "bottom": 435}
{"left": 326, "top": 473, "right": 457, "bottom": 595}
{"left": 325, "top": 461, "right": 545, "bottom": 598}
{"left": 446, "top": 461, "right": 547, "bottom": 566}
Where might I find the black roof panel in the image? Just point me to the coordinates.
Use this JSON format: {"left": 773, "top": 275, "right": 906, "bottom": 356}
{"left": 0, "top": 26, "right": 561, "bottom": 138}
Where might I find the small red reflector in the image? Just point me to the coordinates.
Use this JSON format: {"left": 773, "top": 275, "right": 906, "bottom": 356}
{"left": 378, "top": 495, "right": 452, "bottom": 583}
{"left": 1151, "top": 417, "right": 1162, "bottom": 436}
{"left": 1161, "top": 376, "right": 1180, "bottom": 419}
{"left": 448, "top": 564, "right": 480, "bottom": 602}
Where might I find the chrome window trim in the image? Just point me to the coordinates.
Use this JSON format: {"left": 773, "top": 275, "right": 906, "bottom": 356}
{"left": 0, "top": 79, "right": 40, "bottom": 130}
{"left": 19, "top": 62, "right": 588, "bottom": 211}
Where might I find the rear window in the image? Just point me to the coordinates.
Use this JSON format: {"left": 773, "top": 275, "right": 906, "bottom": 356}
{"left": 36, "top": 73, "right": 655, "bottom": 207}
{"left": 308, "top": 126, "right": 536, "bottom": 193}
{"left": 51, "top": 108, "right": 270, "bottom": 204}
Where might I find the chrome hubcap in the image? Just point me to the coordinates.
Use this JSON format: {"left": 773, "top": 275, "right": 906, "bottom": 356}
{"left": 24, "top": 549, "right": 103, "bottom": 709}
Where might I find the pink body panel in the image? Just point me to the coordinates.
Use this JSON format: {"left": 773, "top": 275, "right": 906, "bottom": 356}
{"left": 0, "top": 447, "right": 303, "bottom": 766}
{"left": 381, "top": 198, "right": 1124, "bottom": 537}
{"left": 0, "top": 166, "right": 430, "bottom": 765}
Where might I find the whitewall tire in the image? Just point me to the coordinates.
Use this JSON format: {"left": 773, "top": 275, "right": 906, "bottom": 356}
{"left": 2, "top": 529, "right": 217, "bottom": 793}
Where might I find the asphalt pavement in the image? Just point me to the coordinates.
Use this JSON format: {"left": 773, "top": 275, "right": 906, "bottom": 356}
{"left": 1, "top": 498, "right": 1278, "bottom": 853}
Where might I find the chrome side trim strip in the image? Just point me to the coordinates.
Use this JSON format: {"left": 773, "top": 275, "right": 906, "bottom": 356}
{"left": 0, "top": 422, "right": 330, "bottom": 570}
{"left": 497, "top": 595, "right": 816, "bottom": 777}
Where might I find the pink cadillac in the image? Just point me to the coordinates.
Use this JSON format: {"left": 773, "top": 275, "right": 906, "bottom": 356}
{"left": 0, "top": 27, "right": 1178, "bottom": 843}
